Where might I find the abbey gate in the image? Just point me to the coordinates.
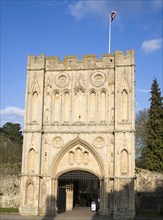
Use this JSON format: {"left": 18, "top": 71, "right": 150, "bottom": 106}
{"left": 19, "top": 50, "right": 135, "bottom": 219}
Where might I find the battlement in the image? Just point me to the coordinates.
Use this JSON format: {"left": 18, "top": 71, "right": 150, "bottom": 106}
{"left": 27, "top": 50, "right": 134, "bottom": 70}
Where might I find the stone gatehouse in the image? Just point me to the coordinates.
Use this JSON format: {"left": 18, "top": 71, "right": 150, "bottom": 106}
{"left": 19, "top": 50, "right": 135, "bottom": 219}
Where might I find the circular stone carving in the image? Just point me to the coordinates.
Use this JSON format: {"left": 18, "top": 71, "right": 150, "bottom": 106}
{"left": 52, "top": 136, "right": 63, "bottom": 148}
{"left": 55, "top": 73, "right": 69, "bottom": 88}
{"left": 93, "top": 136, "right": 105, "bottom": 148}
{"left": 91, "top": 71, "right": 106, "bottom": 87}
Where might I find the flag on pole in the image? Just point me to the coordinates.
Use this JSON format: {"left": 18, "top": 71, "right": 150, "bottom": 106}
{"left": 111, "top": 10, "right": 117, "bottom": 22}
{"left": 108, "top": 10, "right": 117, "bottom": 53}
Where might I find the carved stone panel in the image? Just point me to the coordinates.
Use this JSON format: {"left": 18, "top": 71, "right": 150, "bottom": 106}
{"left": 56, "top": 143, "right": 101, "bottom": 176}
{"left": 93, "top": 136, "right": 105, "bottom": 149}
{"left": 52, "top": 136, "right": 63, "bottom": 148}
{"left": 91, "top": 71, "right": 106, "bottom": 87}
{"left": 55, "top": 73, "right": 69, "bottom": 88}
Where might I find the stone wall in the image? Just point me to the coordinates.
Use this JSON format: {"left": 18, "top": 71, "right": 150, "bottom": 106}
{"left": 0, "top": 164, "right": 21, "bottom": 208}
{"left": 135, "top": 168, "right": 163, "bottom": 211}
{"left": 0, "top": 164, "right": 163, "bottom": 210}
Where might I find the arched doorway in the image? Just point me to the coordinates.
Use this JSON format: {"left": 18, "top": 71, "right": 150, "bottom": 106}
{"left": 57, "top": 170, "right": 100, "bottom": 213}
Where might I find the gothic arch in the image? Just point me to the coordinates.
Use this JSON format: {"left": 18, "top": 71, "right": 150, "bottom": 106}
{"left": 25, "top": 179, "right": 35, "bottom": 205}
{"left": 73, "top": 88, "right": 86, "bottom": 122}
{"left": 88, "top": 89, "right": 97, "bottom": 122}
{"left": 118, "top": 180, "right": 130, "bottom": 210}
{"left": 99, "top": 88, "right": 108, "bottom": 94}
{"left": 51, "top": 90, "right": 61, "bottom": 123}
{"left": 121, "top": 89, "right": 128, "bottom": 122}
{"left": 28, "top": 148, "right": 36, "bottom": 172}
{"left": 118, "top": 68, "right": 130, "bottom": 92}
{"left": 30, "top": 78, "right": 40, "bottom": 95}
{"left": 120, "top": 149, "right": 129, "bottom": 175}
{"left": 51, "top": 137, "right": 105, "bottom": 179}
{"left": 62, "top": 90, "right": 71, "bottom": 123}
{"left": 99, "top": 89, "right": 107, "bottom": 122}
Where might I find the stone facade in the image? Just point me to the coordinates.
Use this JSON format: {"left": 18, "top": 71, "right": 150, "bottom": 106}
{"left": 19, "top": 50, "right": 135, "bottom": 219}
{"left": 1, "top": 165, "right": 163, "bottom": 214}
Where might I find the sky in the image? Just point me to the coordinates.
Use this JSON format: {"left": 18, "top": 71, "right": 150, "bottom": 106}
{"left": 0, "top": 0, "right": 163, "bottom": 129}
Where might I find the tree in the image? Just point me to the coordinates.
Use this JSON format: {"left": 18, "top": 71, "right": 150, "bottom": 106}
{"left": 142, "top": 78, "right": 163, "bottom": 172}
{"left": 0, "top": 122, "right": 23, "bottom": 163}
{"left": 2, "top": 122, "right": 22, "bottom": 141}
{"left": 135, "top": 108, "right": 149, "bottom": 167}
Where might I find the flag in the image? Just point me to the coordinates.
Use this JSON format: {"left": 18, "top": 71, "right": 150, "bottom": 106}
{"left": 111, "top": 10, "right": 117, "bottom": 22}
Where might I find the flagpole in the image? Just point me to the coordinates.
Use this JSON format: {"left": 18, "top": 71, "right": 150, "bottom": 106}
{"left": 108, "top": 12, "right": 111, "bottom": 54}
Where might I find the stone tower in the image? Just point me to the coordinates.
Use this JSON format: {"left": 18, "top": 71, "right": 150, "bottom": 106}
{"left": 19, "top": 50, "right": 135, "bottom": 219}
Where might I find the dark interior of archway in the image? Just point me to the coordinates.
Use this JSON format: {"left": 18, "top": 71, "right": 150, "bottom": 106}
{"left": 57, "top": 171, "right": 99, "bottom": 213}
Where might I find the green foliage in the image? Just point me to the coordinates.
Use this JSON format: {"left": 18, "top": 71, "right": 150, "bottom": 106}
{"left": 0, "top": 207, "right": 19, "bottom": 213}
{"left": 142, "top": 78, "right": 163, "bottom": 172}
{"left": 135, "top": 108, "right": 149, "bottom": 167}
{"left": 0, "top": 122, "right": 23, "bottom": 164}
{"left": 2, "top": 122, "right": 22, "bottom": 141}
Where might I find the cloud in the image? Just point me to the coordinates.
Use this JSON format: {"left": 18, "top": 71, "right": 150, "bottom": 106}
{"left": 67, "top": 0, "right": 161, "bottom": 21}
{"left": 0, "top": 106, "right": 25, "bottom": 128}
{"left": 141, "top": 38, "right": 162, "bottom": 53}
{"left": 151, "top": 0, "right": 163, "bottom": 11}
{"left": 137, "top": 88, "right": 150, "bottom": 93}
{"left": 68, "top": 0, "right": 107, "bottom": 20}
{"left": 0, "top": 106, "right": 25, "bottom": 117}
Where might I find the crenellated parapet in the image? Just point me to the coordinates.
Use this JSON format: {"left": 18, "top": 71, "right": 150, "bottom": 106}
{"left": 115, "top": 49, "right": 134, "bottom": 66}
{"left": 27, "top": 54, "right": 46, "bottom": 70}
{"left": 27, "top": 50, "right": 134, "bottom": 70}
{"left": 25, "top": 50, "right": 135, "bottom": 132}
{"left": 21, "top": 49, "right": 135, "bottom": 219}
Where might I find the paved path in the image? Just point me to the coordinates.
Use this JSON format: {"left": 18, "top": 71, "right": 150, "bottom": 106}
{"left": 1, "top": 207, "right": 163, "bottom": 220}
{"left": 1, "top": 207, "right": 108, "bottom": 220}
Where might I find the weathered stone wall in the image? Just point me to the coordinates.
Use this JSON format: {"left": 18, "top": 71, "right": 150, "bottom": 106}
{"left": 0, "top": 164, "right": 163, "bottom": 210}
{"left": 135, "top": 168, "right": 163, "bottom": 211}
{"left": 0, "top": 164, "right": 21, "bottom": 208}
{"left": 19, "top": 50, "right": 135, "bottom": 218}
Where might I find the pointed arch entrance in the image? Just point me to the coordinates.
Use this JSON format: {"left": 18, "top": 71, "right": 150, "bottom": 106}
{"left": 51, "top": 137, "right": 104, "bottom": 214}
{"left": 57, "top": 170, "right": 100, "bottom": 213}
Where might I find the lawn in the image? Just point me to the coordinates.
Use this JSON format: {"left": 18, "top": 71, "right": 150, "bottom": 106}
{"left": 0, "top": 207, "right": 19, "bottom": 213}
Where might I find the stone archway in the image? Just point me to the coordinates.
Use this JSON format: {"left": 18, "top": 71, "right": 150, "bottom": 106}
{"left": 50, "top": 137, "right": 105, "bottom": 214}
{"left": 57, "top": 170, "right": 100, "bottom": 213}
{"left": 51, "top": 137, "right": 105, "bottom": 178}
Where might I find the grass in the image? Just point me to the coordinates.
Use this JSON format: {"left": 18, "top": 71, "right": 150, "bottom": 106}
{"left": 0, "top": 207, "right": 19, "bottom": 213}
{"left": 136, "top": 210, "right": 162, "bottom": 217}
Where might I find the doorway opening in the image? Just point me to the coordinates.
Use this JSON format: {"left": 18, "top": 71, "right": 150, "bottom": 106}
{"left": 57, "top": 170, "right": 100, "bottom": 213}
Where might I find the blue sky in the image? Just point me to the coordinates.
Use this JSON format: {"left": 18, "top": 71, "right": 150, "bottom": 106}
{"left": 0, "top": 0, "right": 163, "bottom": 129}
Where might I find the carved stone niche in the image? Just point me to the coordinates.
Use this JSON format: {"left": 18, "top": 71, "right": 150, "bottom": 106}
{"left": 67, "top": 145, "right": 89, "bottom": 166}
{"left": 56, "top": 143, "right": 102, "bottom": 177}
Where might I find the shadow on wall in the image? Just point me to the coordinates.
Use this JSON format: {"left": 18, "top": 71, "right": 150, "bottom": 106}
{"left": 40, "top": 180, "right": 135, "bottom": 220}
{"left": 135, "top": 185, "right": 163, "bottom": 213}
{"left": 40, "top": 184, "right": 163, "bottom": 220}
{"left": 41, "top": 196, "right": 57, "bottom": 220}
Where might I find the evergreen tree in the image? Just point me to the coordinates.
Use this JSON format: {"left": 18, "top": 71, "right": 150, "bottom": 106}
{"left": 142, "top": 78, "right": 163, "bottom": 172}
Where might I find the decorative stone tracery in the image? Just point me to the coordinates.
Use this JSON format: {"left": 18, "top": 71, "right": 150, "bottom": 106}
{"left": 20, "top": 50, "right": 135, "bottom": 219}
